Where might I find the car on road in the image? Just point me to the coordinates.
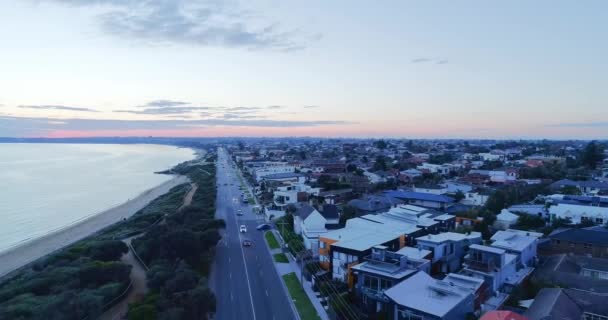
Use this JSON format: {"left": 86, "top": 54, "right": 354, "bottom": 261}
{"left": 242, "top": 239, "right": 252, "bottom": 247}
{"left": 236, "top": 209, "right": 243, "bottom": 216}
{"left": 256, "top": 224, "right": 272, "bottom": 231}
{"left": 239, "top": 225, "right": 247, "bottom": 233}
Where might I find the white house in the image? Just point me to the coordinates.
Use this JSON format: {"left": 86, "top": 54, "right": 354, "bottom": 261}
{"left": 253, "top": 164, "right": 296, "bottom": 182}
{"left": 293, "top": 204, "right": 340, "bottom": 256}
{"left": 461, "top": 244, "right": 519, "bottom": 292}
{"left": 549, "top": 203, "right": 608, "bottom": 225}
{"left": 273, "top": 183, "right": 320, "bottom": 209}
{"left": 491, "top": 229, "right": 541, "bottom": 267}
{"left": 495, "top": 209, "right": 520, "bottom": 230}
{"left": 461, "top": 192, "right": 489, "bottom": 206}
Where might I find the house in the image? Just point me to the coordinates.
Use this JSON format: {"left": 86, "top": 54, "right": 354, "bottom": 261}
{"left": 273, "top": 183, "right": 320, "bottom": 209}
{"left": 383, "top": 204, "right": 456, "bottom": 234}
{"left": 259, "top": 172, "right": 305, "bottom": 184}
{"left": 547, "top": 228, "right": 608, "bottom": 258}
{"left": 524, "top": 287, "right": 608, "bottom": 320}
{"left": 385, "top": 272, "right": 483, "bottom": 320}
{"left": 251, "top": 163, "right": 297, "bottom": 182}
{"left": 507, "top": 204, "right": 546, "bottom": 218}
{"left": 318, "top": 216, "right": 423, "bottom": 285}
{"left": 293, "top": 204, "right": 327, "bottom": 254}
{"left": 318, "top": 204, "right": 340, "bottom": 228}
{"left": 494, "top": 209, "right": 519, "bottom": 230}
{"left": 351, "top": 245, "right": 430, "bottom": 317}
{"left": 461, "top": 244, "right": 532, "bottom": 293}
{"left": 442, "top": 182, "right": 474, "bottom": 194}
{"left": 549, "top": 203, "right": 608, "bottom": 225}
{"left": 461, "top": 191, "right": 490, "bottom": 206}
{"left": 490, "top": 229, "right": 541, "bottom": 267}
{"left": 413, "top": 185, "right": 448, "bottom": 195}
{"left": 384, "top": 190, "right": 455, "bottom": 211}
{"left": 533, "top": 254, "right": 608, "bottom": 293}
{"left": 550, "top": 179, "right": 608, "bottom": 195}
{"left": 317, "top": 188, "right": 353, "bottom": 205}
{"left": 348, "top": 195, "right": 403, "bottom": 215}
{"left": 416, "top": 232, "right": 482, "bottom": 274}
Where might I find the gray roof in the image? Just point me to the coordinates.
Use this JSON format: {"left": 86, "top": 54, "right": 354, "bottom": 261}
{"left": 534, "top": 254, "right": 608, "bottom": 293}
{"left": 320, "top": 204, "right": 339, "bottom": 220}
{"left": 524, "top": 288, "right": 583, "bottom": 320}
{"left": 549, "top": 228, "right": 608, "bottom": 246}
{"left": 295, "top": 204, "right": 316, "bottom": 220}
{"left": 563, "top": 288, "right": 608, "bottom": 317}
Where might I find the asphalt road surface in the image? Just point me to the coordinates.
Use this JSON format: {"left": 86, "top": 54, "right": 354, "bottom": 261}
{"left": 210, "top": 148, "right": 297, "bottom": 320}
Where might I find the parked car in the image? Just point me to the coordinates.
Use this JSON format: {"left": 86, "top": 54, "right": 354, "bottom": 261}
{"left": 256, "top": 224, "right": 272, "bottom": 231}
{"left": 239, "top": 225, "right": 247, "bottom": 233}
{"left": 242, "top": 240, "right": 252, "bottom": 247}
{"left": 236, "top": 209, "right": 243, "bottom": 216}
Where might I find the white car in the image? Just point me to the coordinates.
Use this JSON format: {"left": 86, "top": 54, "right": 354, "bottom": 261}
{"left": 236, "top": 209, "right": 243, "bottom": 216}
{"left": 239, "top": 225, "right": 247, "bottom": 233}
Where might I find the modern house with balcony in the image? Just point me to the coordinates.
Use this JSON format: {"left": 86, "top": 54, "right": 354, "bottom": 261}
{"left": 272, "top": 183, "right": 320, "bottom": 209}
{"left": 490, "top": 229, "right": 541, "bottom": 267}
{"left": 384, "top": 190, "right": 455, "bottom": 211}
{"left": 385, "top": 271, "right": 484, "bottom": 320}
{"left": 382, "top": 204, "right": 456, "bottom": 234}
{"left": 416, "top": 232, "right": 482, "bottom": 274}
{"left": 318, "top": 217, "right": 422, "bottom": 286}
{"left": 461, "top": 244, "right": 532, "bottom": 296}
{"left": 351, "top": 246, "right": 431, "bottom": 318}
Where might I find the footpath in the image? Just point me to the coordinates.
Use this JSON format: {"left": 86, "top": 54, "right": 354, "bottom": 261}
{"left": 268, "top": 230, "right": 329, "bottom": 320}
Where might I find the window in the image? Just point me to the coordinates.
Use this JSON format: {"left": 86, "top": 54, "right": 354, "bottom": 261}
{"left": 584, "top": 312, "right": 608, "bottom": 320}
{"left": 597, "top": 218, "right": 604, "bottom": 224}
{"left": 380, "top": 278, "right": 391, "bottom": 290}
{"left": 584, "top": 243, "right": 592, "bottom": 249}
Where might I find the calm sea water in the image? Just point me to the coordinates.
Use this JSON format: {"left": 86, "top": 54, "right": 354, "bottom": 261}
{"left": 0, "top": 143, "right": 195, "bottom": 253}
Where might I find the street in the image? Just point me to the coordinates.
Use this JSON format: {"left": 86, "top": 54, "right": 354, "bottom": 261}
{"left": 210, "top": 148, "right": 297, "bottom": 320}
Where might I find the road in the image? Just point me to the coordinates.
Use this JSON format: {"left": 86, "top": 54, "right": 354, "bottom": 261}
{"left": 211, "top": 148, "right": 297, "bottom": 320}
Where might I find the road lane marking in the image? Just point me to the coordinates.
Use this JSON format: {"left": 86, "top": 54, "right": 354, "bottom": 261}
{"left": 266, "top": 290, "right": 269, "bottom": 297}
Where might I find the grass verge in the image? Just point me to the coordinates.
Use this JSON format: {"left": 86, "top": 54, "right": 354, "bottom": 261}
{"left": 282, "top": 273, "right": 321, "bottom": 320}
{"left": 273, "top": 253, "right": 289, "bottom": 263}
{"left": 265, "top": 231, "right": 280, "bottom": 249}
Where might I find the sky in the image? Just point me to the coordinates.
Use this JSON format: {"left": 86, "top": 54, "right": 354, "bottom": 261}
{"left": 0, "top": 0, "right": 607, "bottom": 139}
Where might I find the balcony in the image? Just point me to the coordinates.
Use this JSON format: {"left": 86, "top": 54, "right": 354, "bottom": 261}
{"left": 359, "top": 287, "right": 390, "bottom": 303}
{"left": 464, "top": 258, "right": 497, "bottom": 272}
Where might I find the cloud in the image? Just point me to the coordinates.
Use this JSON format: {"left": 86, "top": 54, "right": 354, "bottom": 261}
{"left": 141, "top": 99, "right": 189, "bottom": 108}
{"left": 114, "top": 106, "right": 212, "bottom": 115}
{"left": 0, "top": 115, "right": 354, "bottom": 136}
{"left": 411, "top": 57, "right": 448, "bottom": 65}
{"left": 411, "top": 58, "right": 432, "bottom": 63}
{"left": 266, "top": 105, "right": 284, "bottom": 109}
{"left": 18, "top": 105, "right": 99, "bottom": 112}
{"left": 303, "top": 105, "right": 320, "bottom": 109}
{"left": 47, "top": 0, "right": 311, "bottom": 51}
{"left": 547, "top": 122, "right": 608, "bottom": 128}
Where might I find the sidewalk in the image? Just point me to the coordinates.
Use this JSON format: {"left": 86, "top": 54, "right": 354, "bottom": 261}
{"left": 271, "top": 230, "right": 329, "bottom": 320}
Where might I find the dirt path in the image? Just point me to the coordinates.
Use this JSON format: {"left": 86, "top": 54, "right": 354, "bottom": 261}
{"left": 100, "top": 182, "right": 197, "bottom": 319}
{"left": 180, "top": 183, "right": 198, "bottom": 210}
{"left": 100, "top": 237, "right": 148, "bottom": 320}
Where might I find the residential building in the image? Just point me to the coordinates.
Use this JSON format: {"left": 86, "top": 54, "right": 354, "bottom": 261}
{"left": 547, "top": 228, "right": 608, "bottom": 258}
{"left": 524, "top": 288, "right": 608, "bottom": 320}
{"left": 384, "top": 190, "right": 455, "bottom": 211}
{"left": 351, "top": 246, "right": 430, "bottom": 317}
{"left": 480, "top": 311, "right": 528, "bottom": 320}
{"left": 385, "top": 271, "right": 484, "bottom": 320}
{"left": 533, "top": 254, "right": 608, "bottom": 293}
{"left": 293, "top": 204, "right": 340, "bottom": 256}
{"left": 383, "top": 204, "right": 456, "bottom": 234}
{"left": 461, "top": 244, "right": 531, "bottom": 293}
{"left": 273, "top": 183, "right": 320, "bottom": 209}
{"left": 490, "top": 229, "right": 541, "bottom": 267}
{"left": 550, "top": 179, "right": 608, "bottom": 195}
{"left": 416, "top": 232, "right": 482, "bottom": 274}
{"left": 348, "top": 195, "right": 403, "bottom": 215}
{"left": 461, "top": 192, "right": 490, "bottom": 206}
{"left": 253, "top": 164, "right": 296, "bottom": 182}
{"left": 494, "top": 209, "right": 519, "bottom": 230}
{"left": 549, "top": 203, "right": 608, "bottom": 225}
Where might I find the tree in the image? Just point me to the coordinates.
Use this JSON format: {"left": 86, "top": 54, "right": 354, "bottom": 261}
{"left": 373, "top": 156, "right": 388, "bottom": 171}
{"left": 340, "top": 205, "right": 357, "bottom": 226}
{"left": 346, "top": 164, "right": 358, "bottom": 172}
{"left": 581, "top": 141, "right": 604, "bottom": 169}
{"left": 375, "top": 139, "right": 388, "bottom": 150}
{"left": 453, "top": 190, "right": 465, "bottom": 202}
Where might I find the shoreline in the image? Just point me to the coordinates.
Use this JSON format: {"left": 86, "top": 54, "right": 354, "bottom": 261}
{"left": 0, "top": 174, "right": 189, "bottom": 279}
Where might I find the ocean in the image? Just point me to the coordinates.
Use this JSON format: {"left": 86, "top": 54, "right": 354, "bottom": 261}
{"left": 0, "top": 143, "right": 195, "bottom": 253}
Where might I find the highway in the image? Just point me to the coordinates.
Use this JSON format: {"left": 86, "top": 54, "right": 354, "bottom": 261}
{"left": 211, "top": 148, "right": 297, "bottom": 320}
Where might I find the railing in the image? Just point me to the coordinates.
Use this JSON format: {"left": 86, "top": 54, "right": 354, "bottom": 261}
{"left": 464, "top": 258, "right": 496, "bottom": 272}
{"left": 359, "top": 287, "right": 390, "bottom": 303}
{"left": 80, "top": 280, "right": 133, "bottom": 320}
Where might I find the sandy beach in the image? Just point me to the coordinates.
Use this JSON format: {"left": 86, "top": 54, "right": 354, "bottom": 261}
{"left": 0, "top": 174, "right": 189, "bottom": 279}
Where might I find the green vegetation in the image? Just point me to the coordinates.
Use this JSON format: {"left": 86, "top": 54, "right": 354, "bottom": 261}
{"left": 273, "top": 253, "right": 289, "bottom": 263}
{"left": 282, "top": 273, "right": 321, "bottom": 320}
{"left": 128, "top": 159, "right": 224, "bottom": 319}
{"left": 0, "top": 183, "right": 190, "bottom": 320}
{"left": 265, "top": 231, "right": 280, "bottom": 249}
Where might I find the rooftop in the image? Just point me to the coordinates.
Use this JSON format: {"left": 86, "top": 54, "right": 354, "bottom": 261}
{"left": 396, "top": 246, "right": 432, "bottom": 260}
{"left": 384, "top": 272, "right": 481, "bottom": 318}
{"left": 491, "top": 230, "right": 539, "bottom": 252}
{"left": 549, "top": 228, "right": 608, "bottom": 246}
{"left": 416, "top": 232, "right": 482, "bottom": 244}
{"left": 469, "top": 244, "right": 506, "bottom": 255}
